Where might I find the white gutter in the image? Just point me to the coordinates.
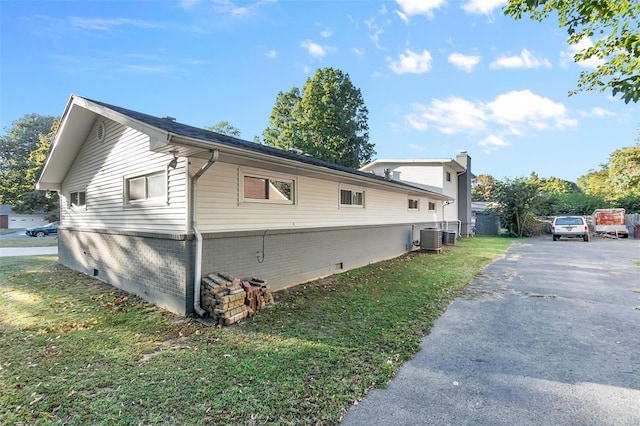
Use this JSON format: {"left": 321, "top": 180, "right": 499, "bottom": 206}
{"left": 191, "top": 149, "right": 219, "bottom": 317}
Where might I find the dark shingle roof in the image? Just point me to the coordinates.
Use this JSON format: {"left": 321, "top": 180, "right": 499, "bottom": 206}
{"left": 85, "top": 97, "right": 444, "bottom": 196}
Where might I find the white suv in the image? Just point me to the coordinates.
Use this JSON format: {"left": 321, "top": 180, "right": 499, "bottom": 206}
{"left": 551, "top": 216, "right": 590, "bottom": 242}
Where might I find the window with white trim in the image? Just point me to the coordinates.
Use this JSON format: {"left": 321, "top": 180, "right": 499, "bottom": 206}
{"left": 446, "top": 171, "right": 451, "bottom": 182}
{"left": 340, "top": 188, "right": 364, "bottom": 207}
{"left": 124, "top": 170, "right": 166, "bottom": 204}
{"left": 69, "top": 191, "right": 86, "bottom": 209}
{"left": 408, "top": 198, "right": 419, "bottom": 210}
{"left": 241, "top": 174, "right": 295, "bottom": 204}
{"left": 428, "top": 201, "right": 436, "bottom": 211}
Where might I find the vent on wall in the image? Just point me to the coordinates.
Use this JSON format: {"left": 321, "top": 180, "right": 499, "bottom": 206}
{"left": 97, "top": 122, "right": 106, "bottom": 141}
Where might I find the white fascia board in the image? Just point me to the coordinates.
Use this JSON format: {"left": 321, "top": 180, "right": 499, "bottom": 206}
{"left": 361, "top": 158, "right": 466, "bottom": 173}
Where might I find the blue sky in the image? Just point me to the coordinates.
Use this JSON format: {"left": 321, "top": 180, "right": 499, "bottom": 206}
{"left": 1, "top": 0, "right": 637, "bottom": 182}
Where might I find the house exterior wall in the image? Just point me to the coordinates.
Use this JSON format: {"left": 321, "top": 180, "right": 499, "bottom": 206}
{"left": 359, "top": 163, "right": 460, "bottom": 223}
{"left": 59, "top": 119, "right": 188, "bottom": 233}
{"left": 200, "top": 222, "right": 438, "bottom": 294}
{"left": 57, "top": 227, "right": 193, "bottom": 314}
{"left": 194, "top": 160, "right": 442, "bottom": 232}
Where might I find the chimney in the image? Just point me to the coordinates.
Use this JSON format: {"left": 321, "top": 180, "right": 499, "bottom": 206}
{"left": 456, "top": 151, "right": 473, "bottom": 237}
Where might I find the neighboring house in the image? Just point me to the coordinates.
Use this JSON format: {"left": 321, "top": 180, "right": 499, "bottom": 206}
{"left": 37, "top": 95, "right": 457, "bottom": 316}
{"left": 359, "top": 155, "right": 474, "bottom": 236}
{"left": 0, "top": 204, "right": 48, "bottom": 229}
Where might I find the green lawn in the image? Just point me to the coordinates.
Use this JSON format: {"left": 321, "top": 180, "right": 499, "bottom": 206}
{"left": 0, "top": 236, "right": 58, "bottom": 248}
{"left": 0, "top": 237, "right": 512, "bottom": 425}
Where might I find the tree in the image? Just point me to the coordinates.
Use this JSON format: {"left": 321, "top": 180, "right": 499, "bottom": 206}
{"left": 505, "top": 0, "right": 640, "bottom": 103}
{"left": 263, "top": 67, "right": 375, "bottom": 168}
{"left": 205, "top": 121, "right": 242, "bottom": 138}
{"left": 0, "top": 114, "right": 57, "bottom": 212}
{"left": 493, "top": 177, "right": 541, "bottom": 236}
{"left": 471, "top": 174, "right": 497, "bottom": 201}
{"left": 576, "top": 142, "right": 640, "bottom": 210}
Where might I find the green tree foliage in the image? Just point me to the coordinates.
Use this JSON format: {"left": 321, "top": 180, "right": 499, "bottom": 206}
{"left": 204, "top": 121, "right": 242, "bottom": 138}
{"left": 576, "top": 142, "right": 640, "bottom": 212}
{"left": 0, "top": 114, "right": 58, "bottom": 213}
{"left": 263, "top": 67, "right": 375, "bottom": 168}
{"left": 493, "top": 177, "right": 541, "bottom": 236}
{"left": 505, "top": 0, "right": 640, "bottom": 103}
{"left": 471, "top": 174, "right": 497, "bottom": 201}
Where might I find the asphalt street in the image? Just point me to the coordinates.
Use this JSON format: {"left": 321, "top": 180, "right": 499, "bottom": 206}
{"left": 341, "top": 236, "right": 640, "bottom": 426}
{"left": 0, "top": 229, "right": 58, "bottom": 257}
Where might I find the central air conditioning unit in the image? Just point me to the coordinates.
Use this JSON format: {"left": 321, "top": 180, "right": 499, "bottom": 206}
{"left": 420, "top": 228, "right": 442, "bottom": 253}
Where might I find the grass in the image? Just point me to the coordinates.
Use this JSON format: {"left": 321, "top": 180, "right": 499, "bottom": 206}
{"left": 0, "top": 237, "right": 512, "bottom": 425}
{"left": 0, "top": 237, "right": 58, "bottom": 248}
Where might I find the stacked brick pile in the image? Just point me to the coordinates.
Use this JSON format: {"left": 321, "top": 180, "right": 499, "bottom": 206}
{"left": 200, "top": 272, "right": 274, "bottom": 326}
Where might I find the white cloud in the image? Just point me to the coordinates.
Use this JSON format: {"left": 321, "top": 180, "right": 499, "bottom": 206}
{"left": 266, "top": 49, "right": 277, "bottom": 59}
{"left": 365, "top": 18, "right": 385, "bottom": 50}
{"left": 487, "top": 90, "right": 576, "bottom": 129}
{"left": 123, "top": 64, "right": 175, "bottom": 74}
{"left": 405, "top": 90, "right": 577, "bottom": 152}
{"left": 180, "top": 0, "right": 200, "bottom": 9}
{"left": 69, "top": 17, "right": 157, "bottom": 30}
{"left": 478, "top": 135, "right": 509, "bottom": 153}
{"left": 408, "top": 143, "right": 425, "bottom": 152}
{"left": 578, "top": 107, "right": 615, "bottom": 117}
{"left": 462, "top": 0, "right": 507, "bottom": 15}
{"left": 490, "top": 49, "right": 552, "bottom": 69}
{"left": 396, "top": 0, "right": 446, "bottom": 19}
{"left": 408, "top": 97, "right": 487, "bottom": 134}
{"left": 353, "top": 47, "right": 365, "bottom": 56}
{"left": 448, "top": 53, "right": 481, "bottom": 72}
{"left": 560, "top": 36, "right": 604, "bottom": 69}
{"left": 300, "top": 40, "right": 328, "bottom": 59}
{"left": 210, "top": 0, "right": 276, "bottom": 17}
{"left": 389, "top": 49, "right": 432, "bottom": 74}
{"left": 320, "top": 28, "right": 332, "bottom": 38}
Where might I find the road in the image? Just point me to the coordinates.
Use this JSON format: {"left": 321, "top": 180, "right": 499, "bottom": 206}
{"left": 0, "top": 229, "right": 58, "bottom": 257}
{"left": 341, "top": 236, "right": 640, "bottom": 426}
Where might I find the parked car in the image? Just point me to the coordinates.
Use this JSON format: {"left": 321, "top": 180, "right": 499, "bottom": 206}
{"left": 25, "top": 221, "right": 60, "bottom": 238}
{"left": 551, "top": 216, "right": 589, "bottom": 242}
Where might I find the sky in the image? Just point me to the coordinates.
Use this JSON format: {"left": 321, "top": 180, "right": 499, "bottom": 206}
{"left": 1, "top": 0, "right": 638, "bottom": 183}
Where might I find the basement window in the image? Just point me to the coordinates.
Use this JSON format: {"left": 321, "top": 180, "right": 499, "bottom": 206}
{"left": 69, "top": 190, "right": 86, "bottom": 209}
{"left": 339, "top": 187, "right": 364, "bottom": 207}
{"left": 124, "top": 170, "right": 166, "bottom": 205}
{"left": 241, "top": 172, "right": 295, "bottom": 204}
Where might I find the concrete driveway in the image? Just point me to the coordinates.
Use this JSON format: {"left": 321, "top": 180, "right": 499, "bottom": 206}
{"left": 341, "top": 236, "right": 640, "bottom": 426}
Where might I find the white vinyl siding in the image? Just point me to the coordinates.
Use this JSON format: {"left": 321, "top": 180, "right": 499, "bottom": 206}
{"left": 60, "top": 120, "right": 188, "bottom": 233}
{"left": 195, "top": 160, "right": 440, "bottom": 232}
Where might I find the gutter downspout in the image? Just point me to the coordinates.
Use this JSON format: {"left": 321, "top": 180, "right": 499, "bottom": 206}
{"left": 191, "top": 149, "right": 219, "bottom": 317}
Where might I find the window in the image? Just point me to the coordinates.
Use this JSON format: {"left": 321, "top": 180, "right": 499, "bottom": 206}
{"left": 125, "top": 171, "right": 166, "bottom": 204}
{"left": 69, "top": 191, "right": 86, "bottom": 209}
{"left": 446, "top": 171, "right": 451, "bottom": 182}
{"left": 242, "top": 174, "right": 294, "bottom": 204}
{"left": 340, "top": 188, "right": 364, "bottom": 207}
{"left": 408, "top": 198, "right": 419, "bottom": 210}
{"left": 428, "top": 201, "right": 436, "bottom": 211}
